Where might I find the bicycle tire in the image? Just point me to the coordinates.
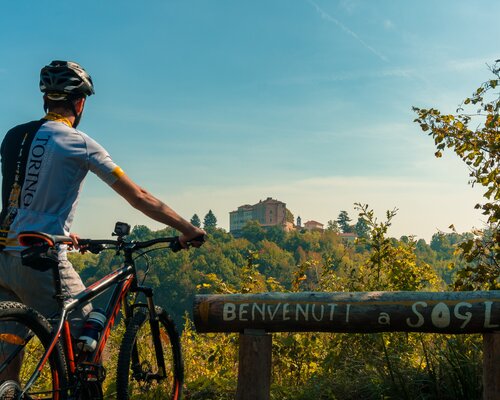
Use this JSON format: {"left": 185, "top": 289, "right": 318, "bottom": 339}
{"left": 0, "top": 301, "right": 68, "bottom": 400}
{"left": 116, "top": 306, "right": 183, "bottom": 400}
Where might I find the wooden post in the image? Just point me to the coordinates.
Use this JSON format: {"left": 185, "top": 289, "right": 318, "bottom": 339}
{"left": 483, "top": 332, "right": 500, "bottom": 400}
{"left": 235, "top": 329, "right": 272, "bottom": 400}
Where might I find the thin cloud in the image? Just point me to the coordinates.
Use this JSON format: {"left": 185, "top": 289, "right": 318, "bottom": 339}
{"left": 270, "top": 67, "right": 425, "bottom": 86}
{"left": 306, "top": 0, "right": 389, "bottom": 63}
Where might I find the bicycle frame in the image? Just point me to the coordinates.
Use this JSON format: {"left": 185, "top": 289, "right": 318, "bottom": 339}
{"left": 20, "top": 246, "right": 164, "bottom": 398}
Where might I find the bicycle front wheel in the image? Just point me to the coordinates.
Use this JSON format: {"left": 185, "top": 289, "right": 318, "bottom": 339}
{"left": 116, "top": 306, "right": 183, "bottom": 400}
{"left": 0, "top": 301, "right": 68, "bottom": 400}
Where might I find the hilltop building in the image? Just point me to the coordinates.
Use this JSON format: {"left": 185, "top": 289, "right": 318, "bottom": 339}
{"left": 230, "top": 197, "right": 294, "bottom": 235}
{"left": 303, "top": 220, "right": 324, "bottom": 232}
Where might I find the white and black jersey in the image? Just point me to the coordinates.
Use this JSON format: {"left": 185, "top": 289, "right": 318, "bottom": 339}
{"left": 0, "top": 116, "right": 124, "bottom": 252}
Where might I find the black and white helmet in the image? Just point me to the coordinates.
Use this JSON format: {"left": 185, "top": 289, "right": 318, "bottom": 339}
{"left": 40, "top": 60, "right": 95, "bottom": 100}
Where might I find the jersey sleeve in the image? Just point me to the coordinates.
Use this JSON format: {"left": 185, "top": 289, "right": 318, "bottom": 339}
{"left": 84, "top": 135, "right": 125, "bottom": 186}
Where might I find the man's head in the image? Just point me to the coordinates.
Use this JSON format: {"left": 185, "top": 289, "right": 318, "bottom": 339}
{"left": 40, "top": 61, "right": 94, "bottom": 128}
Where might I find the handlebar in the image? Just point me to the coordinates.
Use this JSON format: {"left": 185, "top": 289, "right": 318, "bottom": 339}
{"left": 77, "top": 234, "right": 206, "bottom": 254}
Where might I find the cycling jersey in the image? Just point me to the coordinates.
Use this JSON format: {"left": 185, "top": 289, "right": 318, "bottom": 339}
{"left": 0, "top": 113, "right": 124, "bottom": 252}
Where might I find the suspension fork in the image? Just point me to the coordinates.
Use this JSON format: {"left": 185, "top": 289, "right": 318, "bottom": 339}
{"left": 131, "top": 286, "right": 167, "bottom": 379}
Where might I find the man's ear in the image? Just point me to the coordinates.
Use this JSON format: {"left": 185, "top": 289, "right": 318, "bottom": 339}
{"left": 74, "top": 97, "right": 86, "bottom": 114}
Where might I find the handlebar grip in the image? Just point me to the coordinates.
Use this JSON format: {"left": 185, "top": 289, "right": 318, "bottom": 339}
{"left": 78, "top": 239, "right": 105, "bottom": 254}
{"left": 169, "top": 237, "right": 183, "bottom": 253}
{"left": 169, "top": 235, "right": 206, "bottom": 253}
{"left": 189, "top": 234, "right": 207, "bottom": 244}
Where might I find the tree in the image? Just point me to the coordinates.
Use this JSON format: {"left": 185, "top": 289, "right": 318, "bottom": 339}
{"left": 326, "top": 220, "right": 340, "bottom": 233}
{"left": 414, "top": 60, "right": 500, "bottom": 290}
{"left": 203, "top": 210, "right": 217, "bottom": 231}
{"left": 240, "top": 220, "right": 266, "bottom": 243}
{"left": 354, "top": 216, "right": 370, "bottom": 239}
{"left": 190, "top": 214, "right": 201, "bottom": 228}
{"left": 337, "top": 211, "right": 353, "bottom": 233}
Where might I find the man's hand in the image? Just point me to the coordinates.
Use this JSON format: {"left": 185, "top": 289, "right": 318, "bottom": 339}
{"left": 69, "top": 233, "right": 80, "bottom": 250}
{"left": 179, "top": 227, "right": 206, "bottom": 249}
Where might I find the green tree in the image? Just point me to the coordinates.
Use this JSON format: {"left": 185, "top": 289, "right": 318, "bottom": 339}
{"left": 414, "top": 60, "right": 500, "bottom": 290}
{"left": 240, "top": 220, "right": 266, "bottom": 243}
{"left": 337, "top": 210, "right": 353, "bottom": 233}
{"left": 265, "top": 225, "right": 286, "bottom": 247}
{"left": 326, "top": 220, "right": 340, "bottom": 233}
{"left": 203, "top": 209, "right": 217, "bottom": 231}
{"left": 430, "top": 233, "right": 455, "bottom": 260}
{"left": 190, "top": 213, "right": 201, "bottom": 228}
{"left": 354, "top": 216, "right": 370, "bottom": 239}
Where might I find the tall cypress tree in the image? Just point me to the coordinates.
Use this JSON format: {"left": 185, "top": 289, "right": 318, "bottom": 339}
{"left": 203, "top": 210, "right": 217, "bottom": 231}
{"left": 190, "top": 214, "right": 201, "bottom": 228}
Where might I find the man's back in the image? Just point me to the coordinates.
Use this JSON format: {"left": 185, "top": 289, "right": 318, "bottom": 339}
{"left": 0, "top": 116, "right": 122, "bottom": 252}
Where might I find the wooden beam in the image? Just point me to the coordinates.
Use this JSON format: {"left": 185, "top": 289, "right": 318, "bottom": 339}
{"left": 193, "top": 291, "right": 500, "bottom": 333}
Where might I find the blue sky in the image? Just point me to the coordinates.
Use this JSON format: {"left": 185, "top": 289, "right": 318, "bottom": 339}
{"left": 1, "top": 0, "right": 497, "bottom": 241}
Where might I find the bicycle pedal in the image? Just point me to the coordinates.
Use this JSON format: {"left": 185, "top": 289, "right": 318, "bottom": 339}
{"left": 76, "top": 361, "right": 107, "bottom": 383}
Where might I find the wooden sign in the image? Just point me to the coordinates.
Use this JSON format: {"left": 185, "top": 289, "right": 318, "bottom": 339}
{"left": 194, "top": 291, "right": 500, "bottom": 334}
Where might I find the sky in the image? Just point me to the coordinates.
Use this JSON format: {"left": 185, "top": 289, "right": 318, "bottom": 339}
{"left": 0, "top": 0, "right": 498, "bottom": 242}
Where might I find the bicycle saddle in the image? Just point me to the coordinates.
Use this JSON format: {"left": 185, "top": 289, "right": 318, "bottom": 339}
{"left": 18, "top": 231, "right": 74, "bottom": 247}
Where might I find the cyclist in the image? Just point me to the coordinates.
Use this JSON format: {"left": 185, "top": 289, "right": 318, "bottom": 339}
{"left": 0, "top": 60, "right": 205, "bottom": 381}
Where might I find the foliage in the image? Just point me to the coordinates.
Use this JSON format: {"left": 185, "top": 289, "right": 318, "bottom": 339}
{"left": 191, "top": 214, "right": 201, "bottom": 228}
{"left": 203, "top": 210, "right": 218, "bottom": 231}
{"left": 325, "top": 220, "right": 340, "bottom": 233}
{"left": 354, "top": 216, "right": 370, "bottom": 239}
{"left": 336, "top": 210, "right": 353, "bottom": 233}
{"left": 240, "top": 220, "right": 266, "bottom": 243}
{"left": 414, "top": 60, "right": 500, "bottom": 290}
{"left": 70, "top": 207, "right": 483, "bottom": 399}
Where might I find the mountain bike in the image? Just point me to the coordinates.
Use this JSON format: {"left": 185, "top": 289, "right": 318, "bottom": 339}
{"left": 0, "top": 222, "right": 203, "bottom": 399}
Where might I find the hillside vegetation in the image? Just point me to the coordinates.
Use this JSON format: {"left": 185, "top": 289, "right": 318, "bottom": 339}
{"left": 69, "top": 206, "right": 485, "bottom": 399}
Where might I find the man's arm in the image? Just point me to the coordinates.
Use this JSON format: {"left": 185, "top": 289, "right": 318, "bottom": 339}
{"left": 111, "top": 173, "right": 205, "bottom": 246}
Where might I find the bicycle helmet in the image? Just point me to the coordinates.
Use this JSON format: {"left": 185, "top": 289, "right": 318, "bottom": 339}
{"left": 40, "top": 60, "right": 95, "bottom": 100}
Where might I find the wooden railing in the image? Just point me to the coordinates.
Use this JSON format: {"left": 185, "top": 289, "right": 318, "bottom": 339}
{"left": 193, "top": 291, "right": 500, "bottom": 400}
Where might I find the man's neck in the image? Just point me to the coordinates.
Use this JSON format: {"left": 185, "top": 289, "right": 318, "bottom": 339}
{"left": 45, "top": 111, "right": 75, "bottom": 128}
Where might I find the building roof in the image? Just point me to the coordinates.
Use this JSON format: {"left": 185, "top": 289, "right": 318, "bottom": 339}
{"left": 256, "top": 197, "right": 285, "bottom": 206}
{"left": 304, "top": 220, "right": 323, "bottom": 226}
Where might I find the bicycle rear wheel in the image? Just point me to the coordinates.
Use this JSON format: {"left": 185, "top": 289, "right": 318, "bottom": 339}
{"left": 116, "top": 306, "right": 183, "bottom": 400}
{"left": 0, "top": 301, "right": 68, "bottom": 400}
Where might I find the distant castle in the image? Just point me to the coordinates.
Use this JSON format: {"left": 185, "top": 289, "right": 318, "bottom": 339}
{"left": 229, "top": 197, "right": 326, "bottom": 235}
{"left": 229, "top": 197, "right": 293, "bottom": 234}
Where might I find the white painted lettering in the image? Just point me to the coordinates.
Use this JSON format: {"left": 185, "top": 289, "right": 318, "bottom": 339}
{"left": 283, "top": 303, "right": 290, "bottom": 321}
{"left": 484, "top": 301, "right": 499, "bottom": 328}
{"left": 296, "top": 304, "right": 309, "bottom": 321}
{"left": 431, "top": 302, "right": 450, "bottom": 328}
{"left": 311, "top": 304, "right": 324, "bottom": 321}
{"left": 328, "top": 304, "right": 337, "bottom": 320}
{"left": 252, "top": 303, "right": 265, "bottom": 321}
{"left": 267, "top": 303, "right": 281, "bottom": 320}
{"left": 378, "top": 312, "right": 390, "bottom": 325}
{"left": 239, "top": 303, "right": 249, "bottom": 321}
{"left": 223, "top": 303, "right": 236, "bottom": 321}
{"left": 454, "top": 302, "right": 472, "bottom": 329}
{"left": 407, "top": 301, "right": 427, "bottom": 328}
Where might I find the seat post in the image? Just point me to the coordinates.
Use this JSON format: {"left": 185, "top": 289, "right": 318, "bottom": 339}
{"left": 51, "top": 259, "right": 66, "bottom": 307}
